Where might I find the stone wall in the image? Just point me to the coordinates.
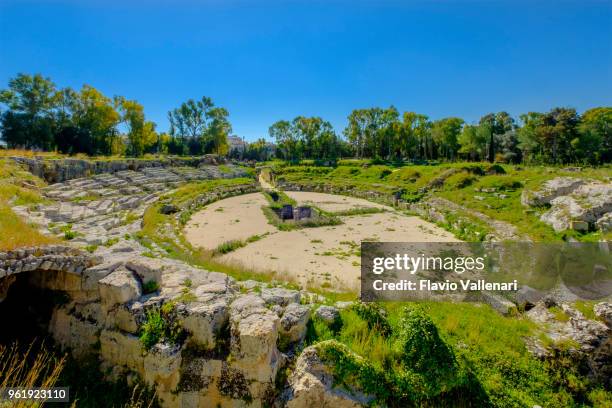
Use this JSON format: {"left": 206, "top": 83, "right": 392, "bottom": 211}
{"left": 12, "top": 155, "right": 229, "bottom": 183}
{"left": 0, "top": 245, "right": 100, "bottom": 302}
{"left": 275, "top": 180, "right": 397, "bottom": 206}
{"left": 0, "top": 244, "right": 315, "bottom": 407}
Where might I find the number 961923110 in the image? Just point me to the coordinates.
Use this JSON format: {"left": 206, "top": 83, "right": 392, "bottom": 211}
{"left": 2, "top": 387, "right": 69, "bottom": 402}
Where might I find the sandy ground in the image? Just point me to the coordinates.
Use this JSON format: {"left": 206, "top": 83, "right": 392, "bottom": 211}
{"left": 285, "top": 191, "right": 387, "bottom": 212}
{"left": 183, "top": 193, "right": 276, "bottom": 249}
{"left": 184, "top": 192, "right": 458, "bottom": 291}
{"left": 218, "top": 211, "right": 458, "bottom": 291}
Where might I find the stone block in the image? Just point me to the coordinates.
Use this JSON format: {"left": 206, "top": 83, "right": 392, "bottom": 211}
{"left": 126, "top": 258, "right": 164, "bottom": 286}
{"left": 182, "top": 299, "right": 229, "bottom": 348}
{"left": 261, "top": 287, "right": 300, "bottom": 306}
{"left": 100, "top": 330, "right": 145, "bottom": 375}
{"left": 99, "top": 266, "right": 142, "bottom": 308}
{"left": 280, "top": 303, "right": 310, "bottom": 343}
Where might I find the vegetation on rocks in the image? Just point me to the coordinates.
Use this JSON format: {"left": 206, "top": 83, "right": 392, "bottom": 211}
{"left": 271, "top": 161, "right": 611, "bottom": 241}
{"left": 305, "top": 301, "right": 611, "bottom": 407}
{"left": 139, "top": 302, "right": 184, "bottom": 350}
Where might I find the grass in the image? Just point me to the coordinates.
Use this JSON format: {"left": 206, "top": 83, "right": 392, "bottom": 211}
{"left": 0, "top": 159, "right": 59, "bottom": 251}
{"left": 0, "top": 341, "right": 65, "bottom": 408}
{"left": 0, "top": 204, "right": 57, "bottom": 251}
{"left": 272, "top": 161, "right": 612, "bottom": 242}
{"left": 305, "top": 301, "right": 612, "bottom": 407}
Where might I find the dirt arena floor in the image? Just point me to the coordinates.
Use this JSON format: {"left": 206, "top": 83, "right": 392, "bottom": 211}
{"left": 184, "top": 191, "right": 458, "bottom": 290}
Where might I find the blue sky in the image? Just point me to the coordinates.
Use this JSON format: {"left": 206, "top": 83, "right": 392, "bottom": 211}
{"left": 1, "top": 0, "right": 611, "bottom": 141}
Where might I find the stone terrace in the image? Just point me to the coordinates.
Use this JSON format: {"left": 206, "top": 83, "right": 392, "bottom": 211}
{"left": 12, "top": 165, "right": 248, "bottom": 248}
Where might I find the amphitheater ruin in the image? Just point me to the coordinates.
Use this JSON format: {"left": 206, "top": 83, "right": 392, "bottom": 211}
{"left": 1, "top": 157, "right": 610, "bottom": 407}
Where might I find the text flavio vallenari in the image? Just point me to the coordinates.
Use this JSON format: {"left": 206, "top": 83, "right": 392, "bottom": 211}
{"left": 372, "top": 279, "right": 518, "bottom": 292}
{"left": 370, "top": 254, "right": 518, "bottom": 292}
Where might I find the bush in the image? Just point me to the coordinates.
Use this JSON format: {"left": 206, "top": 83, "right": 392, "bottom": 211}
{"left": 351, "top": 302, "right": 392, "bottom": 337}
{"left": 397, "top": 307, "right": 460, "bottom": 396}
{"left": 485, "top": 163, "right": 506, "bottom": 174}
{"left": 316, "top": 340, "right": 392, "bottom": 403}
{"left": 142, "top": 280, "right": 159, "bottom": 294}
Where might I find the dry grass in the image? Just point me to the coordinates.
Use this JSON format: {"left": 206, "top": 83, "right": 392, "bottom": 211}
{"left": 0, "top": 159, "right": 58, "bottom": 251}
{"left": 0, "top": 149, "right": 65, "bottom": 158}
{"left": 0, "top": 204, "right": 57, "bottom": 251}
{"left": 0, "top": 342, "right": 66, "bottom": 408}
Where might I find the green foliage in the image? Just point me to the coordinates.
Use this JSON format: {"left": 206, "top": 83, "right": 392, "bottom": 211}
{"left": 305, "top": 300, "right": 611, "bottom": 407}
{"left": 167, "top": 96, "right": 230, "bottom": 155}
{"left": 315, "top": 340, "right": 393, "bottom": 403}
{"left": 104, "top": 237, "right": 119, "bottom": 247}
{"left": 215, "top": 239, "right": 246, "bottom": 254}
{"left": 351, "top": 302, "right": 392, "bottom": 337}
{"left": 396, "top": 306, "right": 461, "bottom": 396}
{"left": 142, "top": 280, "right": 159, "bottom": 294}
{"left": 139, "top": 303, "right": 184, "bottom": 350}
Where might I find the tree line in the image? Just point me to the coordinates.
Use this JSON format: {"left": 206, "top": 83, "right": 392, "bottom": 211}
{"left": 0, "top": 73, "right": 230, "bottom": 156}
{"left": 2, "top": 73, "right": 610, "bottom": 165}
{"left": 271, "top": 106, "right": 611, "bottom": 165}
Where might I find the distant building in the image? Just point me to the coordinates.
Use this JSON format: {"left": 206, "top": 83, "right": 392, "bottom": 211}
{"left": 227, "top": 135, "right": 247, "bottom": 155}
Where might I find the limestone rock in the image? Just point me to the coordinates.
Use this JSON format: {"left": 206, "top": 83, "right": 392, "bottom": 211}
{"left": 538, "top": 182, "right": 612, "bottom": 232}
{"left": 49, "top": 307, "right": 100, "bottom": 358}
{"left": 596, "top": 212, "right": 612, "bottom": 233}
{"left": 99, "top": 266, "right": 142, "bottom": 309}
{"left": 594, "top": 302, "right": 612, "bottom": 328}
{"left": 231, "top": 307, "right": 281, "bottom": 382}
{"left": 181, "top": 297, "right": 230, "bottom": 348}
{"left": 143, "top": 342, "right": 182, "bottom": 385}
{"left": 261, "top": 287, "right": 300, "bottom": 306}
{"left": 280, "top": 303, "right": 310, "bottom": 343}
{"left": 100, "top": 330, "right": 146, "bottom": 376}
{"left": 81, "top": 262, "right": 121, "bottom": 291}
{"left": 526, "top": 300, "right": 612, "bottom": 384}
{"left": 126, "top": 258, "right": 164, "bottom": 287}
{"left": 521, "top": 177, "right": 585, "bottom": 207}
{"left": 286, "top": 345, "right": 372, "bottom": 408}
{"left": 315, "top": 306, "right": 340, "bottom": 325}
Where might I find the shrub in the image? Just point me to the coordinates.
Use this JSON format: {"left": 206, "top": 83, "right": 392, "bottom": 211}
{"left": 380, "top": 168, "right": 393, "bottom": 178}
{"left": 63, "top": 230, "right": 77, "bottom": 240}
{"left": 397, "top": 306, "right": 460, "bottom": 396}
{"left": 351, "top": 302, "right": 392, "bottom": 337}
{"left": 315, "top": 340, "right": 392, "bottom": 403}
{"left": 139, "top": 303, "right": 184, "bottom": 350}
{"left": 142, "top": 280, "right": 159, "bottom": 294}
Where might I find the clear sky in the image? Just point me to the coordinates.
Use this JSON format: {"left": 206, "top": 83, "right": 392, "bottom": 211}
{"left": 1, "top": 0, "right": 611, "bottom": 141}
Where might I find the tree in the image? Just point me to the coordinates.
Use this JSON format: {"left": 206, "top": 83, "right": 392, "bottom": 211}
{"left": 167, "top": 96, "right": 230, "bottom": 155}
{"left": 69, "top": 85, "right": 121, "bottom": 155}
{"left": 518, "top": 112, "right": 543, "bottom": 163}
{"left": 431, "top": 117, "right": 464, "bottom": 160}
{"left": 345, "top": 109, "right": 373, "bottom": 159}
{"left": 205, "top": 107, "right": 231, "bottom": 155}
{"left": 0, "top": 73, "right": 58, "bottom": 150}
{"left": 458, "top": 124, "right": 486, "bottom": 161}
{"left": 269, "top": 120, "right": 297, "bottom": 160}
{"left": 479, "top": 112, "right": 514, "bottom": 162}
{"left": 117, "top": 98, "right": 157, "bottom": 157}
{"left": 578, "top": 107, "right": 611, "bottom": 163}
{"left": 399, "top": 112, "right": 430, "bottom": 160}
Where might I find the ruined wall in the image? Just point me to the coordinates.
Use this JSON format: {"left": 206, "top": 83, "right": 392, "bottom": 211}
{"left": 11, "top": 155, "right": 229, "bottom": 183}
